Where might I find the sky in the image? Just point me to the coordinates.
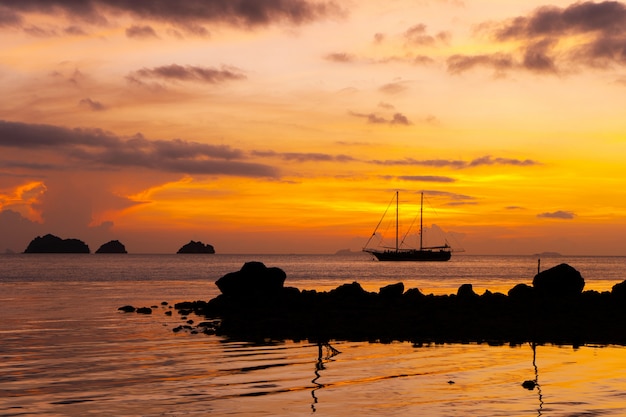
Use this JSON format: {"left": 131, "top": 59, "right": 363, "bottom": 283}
{"left": 1, "top": 0, "right": 626, "bottom": 255}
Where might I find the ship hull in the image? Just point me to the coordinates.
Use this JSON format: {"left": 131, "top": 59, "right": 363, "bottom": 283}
{"left": 364, "top": 249, "right": 451, "bottom": 262}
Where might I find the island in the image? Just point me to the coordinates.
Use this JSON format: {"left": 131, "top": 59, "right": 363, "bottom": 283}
{"left": 177, "top": 240, "right": 215, "bottom": 254}
{"left": 95, "top": 240, "right": 128, "bottom": 254}
{"left": 121, "top": 262, "right": 626, "bottom": 346}
{"left": 24, "top": 234, "right": 90, "bottom": 254}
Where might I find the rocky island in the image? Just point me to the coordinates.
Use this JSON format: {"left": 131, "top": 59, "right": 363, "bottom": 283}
{"left": 96, "top": 240, "right": 128, "bottom": 254}
{"left": 24, "top": 234, "right": 90, "bottom": 253}
{"left": 176, "top": 240, "right": 215, "bottom": 254}
{"left": 121, "top": 262, "right": 626, "bottom": 346}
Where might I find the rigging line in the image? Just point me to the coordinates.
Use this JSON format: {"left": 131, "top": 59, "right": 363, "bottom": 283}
{"left": 363, "top": 193, "right": 396, "bottom": 249}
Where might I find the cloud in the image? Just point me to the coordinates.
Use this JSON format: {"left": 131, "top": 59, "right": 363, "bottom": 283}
{"left": 379, "top": 82, "right": 409, "bottom": 95}
{"left": 324, "top": 52, "right": 357, "bottom": 63}
{"left": 0, "top": 0, "right": 344, "bottom": 28}
{"left": 349, "top": 111, "right": 412, "bottom": 126}
{"left": 455, "top": 1, "right": 626, "bottom": 75}
{"left": 79, "top": 98, "right": 106, "bottom": 111}
{"left": 422, "top": 190, "right": 477, "bottom": 206}
{"left": 369, "top": 155, "right": 540, "bottom": 168}
{"left": 537, "top": 210, "right": 576, "bottom": 219}
{"left": 447, "top": 53, "right": 515, "bottom": 75}
{"left": 397, "top": 175, "right": 456, "bottom": 183}
{"left": 251, "top": 150, "right": 356, "bottom": 163}
{"left": 128, "top": 64, "right": 246, "bottom": 85}
{"left": 0, "top": 120, "right": 278, "bottom": 178}
{"left": 404, "top": 23, "right": 451, "bottom": 46}
{"left": 126, "top": 25, "right": 159, "bottom": 39}
{"left": 0, "top": 6, "right": 21, "bottom": 26}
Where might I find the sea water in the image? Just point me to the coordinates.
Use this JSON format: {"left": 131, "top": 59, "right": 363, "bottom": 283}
{"left": 2, "top": 253, "right": 626, "bottom": 416}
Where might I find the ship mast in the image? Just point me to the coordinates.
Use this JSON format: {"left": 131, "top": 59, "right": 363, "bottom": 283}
{"left": 395, "top": 190, "right": 399, "bottom": 253}
{"left": 419, "top": 191, "right": 423, "bottom": 251}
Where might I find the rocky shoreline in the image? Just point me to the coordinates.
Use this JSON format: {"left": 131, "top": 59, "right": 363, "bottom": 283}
{"left": 120, "top": 261, "right": 626, "bottom": 346}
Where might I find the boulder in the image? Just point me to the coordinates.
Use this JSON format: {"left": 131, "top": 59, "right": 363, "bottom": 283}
{"left": 96, "top": 240, "right": 127, "bottom": 254}
{"left": 532, "top": 263, "right": 584, "bottom": 298}
{"left": 457, "top": 283, "right": 478, "bottom": 299}
{"left": 177, "top": 240, "right": 215, "bottom": 254}
{"left": 215, "top": 261, "right": 286, "bottom": 297}
{"left": 379, "top": 282, "right": 404, "bottom": 299}
{"left": 24, "top": 234, "right": 90, "bottom": 253}
{"left": 508, "top": 283, "right": 534, "bottom": 301}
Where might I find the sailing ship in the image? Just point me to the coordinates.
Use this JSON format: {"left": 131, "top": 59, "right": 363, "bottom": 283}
{"left": 363, "top": 191, "right": 452, "bottom": 262}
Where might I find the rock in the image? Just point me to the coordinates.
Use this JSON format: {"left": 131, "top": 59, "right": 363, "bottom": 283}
{"left": 118, "top": 305, "right": 136, "bottom": 313}
{"left": 611, "top": 280, "right": 626, "bottom": 300}
{"left": 215, "top": 262, "right": 286, "bottom": 297}
{"left": 379, "top": 282, "right": 404, "bottom": 299}
{"left": 508, "top": 283, "right": 534, "bottom": 301}
{"left": 177, "top": 240, "right": 215, "bottom": 254}
{"left": 457, "top": 283, "right": 478, "bottom": 299}
{"left": 136, "top": 307, "right": 152, "bottom": 314}
{"left": 95, "top": 240, "right": 127, "bottom": 254}
{"left": 532, "top": 263, "right": 584, "bottom": 298}
{"left": 24, "top": 234, "right": 90, "bottom": 254}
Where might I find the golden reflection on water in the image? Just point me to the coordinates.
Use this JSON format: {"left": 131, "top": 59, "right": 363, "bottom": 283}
{"left": 3, "top": 277, "right": 626, "bottom": 415}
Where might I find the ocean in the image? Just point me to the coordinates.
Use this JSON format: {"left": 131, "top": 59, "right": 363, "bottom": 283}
{"left": 2, "top": 253, "right": 626, "bottom": 416}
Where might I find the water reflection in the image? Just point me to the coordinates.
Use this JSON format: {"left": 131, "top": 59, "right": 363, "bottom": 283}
{"left": 522, "top": 342, "right": 544, "bottom": 415}
{"left": 311, "top": 342, "right": 341, "bottom": 412}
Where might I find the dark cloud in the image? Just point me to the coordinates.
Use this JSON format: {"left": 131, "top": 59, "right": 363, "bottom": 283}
{"left": 397, "top": 175, "right": 456, "bottom": 183}
{"left": 404, "top": 23, "right": 451, "bottom": 46}
{"left": 467, "top": 155, "right": 538, "bottom": 167}
{"left": 0, "top": 6, "right": 22, "bottom": 26}
{"left": 0, "top": 0, "right": 343, "bottom": 28}
{"left": 537, "top": 210, "right": 576, "bottom": 219}
{"left": 457, "top": 1, "right": 626, "bottom": 74}
{"left": 370, "top": 155, "right": 539, "bottom": 168}
{"left": 126, "top": 25, "right": 159, "bottom": 39}
{"left": 0, "top": 120, "right": 278, "bottom": 178}
{"left": 324, "top": 52, "right": 356, "bottom": 63}
{"left": 349, "top": 111, "right": 412, "bottom": 126}
{"left": 79, "top": 98, "right": 106, "bottom": 111}
{"left": 447, "top": 53, "right": 514, "bottom": 75}
{"left": 129, "top": 64, "right": 246, "bottom": 84}
{"left": 251, "top": 150, "right": 356, "bottom": 163}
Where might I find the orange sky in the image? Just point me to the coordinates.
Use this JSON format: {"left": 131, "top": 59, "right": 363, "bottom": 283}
{"left": 1, "top": 0, "right": 626, "bottom": 254}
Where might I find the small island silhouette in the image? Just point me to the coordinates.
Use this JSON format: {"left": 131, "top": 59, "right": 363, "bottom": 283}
{"left": 95, "top": 240, "right": 128, "bottom": 254}
{"left": 177, "top": 240, "right": 215, "bottom": 254}
{"left": 24, "top": 234, "right": 90, "bottom": 253}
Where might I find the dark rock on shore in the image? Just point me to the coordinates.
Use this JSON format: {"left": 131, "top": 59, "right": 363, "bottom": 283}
{"left": 24, "top": 234, "right": 90, "bottom": 253}
{"left": 159, "top": 262, "right": 626, "bottom": 346}
{"left": 177, "top": 240, "right": 215, "bottom": 254}
{"left": 533, "top": 263, "right": 584, "bottom": 297}
{"left": 96, "top": 240, "right": 127, "bottom": 254}
{"left": 216, "top": 261, "right": 286, "bottom": 296}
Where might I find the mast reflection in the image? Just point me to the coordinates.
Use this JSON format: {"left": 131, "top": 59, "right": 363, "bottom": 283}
{"left": 311, "top": 341, "right": 341, "bottom": 412}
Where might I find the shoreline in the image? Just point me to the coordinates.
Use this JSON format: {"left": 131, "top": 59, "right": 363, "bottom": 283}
{"left": 121, "top": 261, "right": 626, "bottom": 346}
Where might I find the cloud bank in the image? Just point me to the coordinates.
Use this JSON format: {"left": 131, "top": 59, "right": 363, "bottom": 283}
{"left": 0, "top": 0, "right": 344, "bottom": 29}
{"left": 0, "top": 120, "right": 278, "bottom": 178}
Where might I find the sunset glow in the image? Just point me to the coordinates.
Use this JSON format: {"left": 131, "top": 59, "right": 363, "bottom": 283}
{"left": 1, "top": 0, "right": 626, "bottom": 254}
